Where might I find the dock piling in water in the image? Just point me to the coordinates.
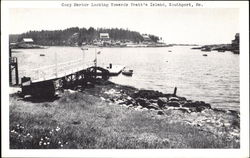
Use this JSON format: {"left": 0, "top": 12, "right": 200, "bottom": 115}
{"left": 9, "top": 48, "right": 19, "bottom": 85}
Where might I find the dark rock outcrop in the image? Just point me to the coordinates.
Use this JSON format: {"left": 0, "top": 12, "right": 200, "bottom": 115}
{"left": 157, "top": 97, "right": 168, "bottom": 107}
{"left": 132, "top": 90, "right": 165, "bottom": 99}
{"left": 135, "top": 98, "right": 150, "bottom": 107}
{"left": 166, "top": 101, "right": 181, "bottom": 107}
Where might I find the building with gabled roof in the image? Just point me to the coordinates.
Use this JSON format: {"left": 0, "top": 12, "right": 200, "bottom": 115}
{"left": 100, "top": 33, "right": 109, "bottom": 40}
{"left": 21, "top": 38, "right": 34, "bottom": 43}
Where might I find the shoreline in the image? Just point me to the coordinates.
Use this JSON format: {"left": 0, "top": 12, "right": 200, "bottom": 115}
{"left": 9, "top": 80, "right": 240, "bottom": 148}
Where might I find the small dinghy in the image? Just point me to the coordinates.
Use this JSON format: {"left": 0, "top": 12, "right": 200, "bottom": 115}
{"left": 203, "top": 54, "right": 208, "bottom": 56}
{"left": 40, "top": 54, "right": 45, "bottom": 56}
{"left": 122, "top": 69, "right": 133, "bottom": 76}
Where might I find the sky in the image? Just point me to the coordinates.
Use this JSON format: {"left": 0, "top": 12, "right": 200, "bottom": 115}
{"left": 9, "top": 8, "right": 239, "bottom": 45}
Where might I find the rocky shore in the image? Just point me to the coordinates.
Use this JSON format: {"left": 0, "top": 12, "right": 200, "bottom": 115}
{"left": 82, "top": 81, "right": 240, "bottom": 143}
{"left": 191, "top": 33, "right": 240, "bottom": 54}
{"left": 191, "top": 44, "right": 239, "bottom": 54}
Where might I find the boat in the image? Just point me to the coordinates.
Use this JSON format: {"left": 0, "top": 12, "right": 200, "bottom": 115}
{"left": 201, "top": 47, "right": 211, "bottom": 52}
{"left": 40, "top": 54, "right": 45, "bottom": 56}
{"left": 203, "top": 54, "right": 208, "bottom": 56}
{"left": 122, "top": 69, "right": 133, "bottom": 76}
{"left": 218, "top": 49, "right": 225, "bottom": 52}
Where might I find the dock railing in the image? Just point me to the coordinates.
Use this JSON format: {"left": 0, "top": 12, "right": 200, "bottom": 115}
{"left": 19, "top": 59, "right": 94, "bottom": 83}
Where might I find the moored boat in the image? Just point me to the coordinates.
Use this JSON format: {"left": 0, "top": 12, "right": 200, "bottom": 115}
{"left": 122, "top": 69, "right": 133, "bottom": 76}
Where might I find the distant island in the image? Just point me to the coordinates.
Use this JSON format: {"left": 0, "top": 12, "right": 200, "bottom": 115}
{"left": 9, "top": 27, "right": 169, "bottom": 48}
{"left": 191, "top": 33, "right": 240, "bottom": 54}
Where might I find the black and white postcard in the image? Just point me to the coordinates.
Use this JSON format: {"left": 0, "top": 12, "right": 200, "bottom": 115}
{"left": 1, "top": 0, "right": 249, "bottom": 157}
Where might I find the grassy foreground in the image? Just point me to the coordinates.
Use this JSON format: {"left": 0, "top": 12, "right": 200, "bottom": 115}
{"left": 9, "top": 83, "right": 239, "bottom": 149}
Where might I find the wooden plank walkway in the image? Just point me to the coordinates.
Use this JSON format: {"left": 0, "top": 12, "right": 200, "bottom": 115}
{"left": 19, "top": 59, "right": 125, "bottom": 83}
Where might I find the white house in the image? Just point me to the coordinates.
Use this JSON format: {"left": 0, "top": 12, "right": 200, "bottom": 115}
{"left": 100, "top": 33, "right": 109, "bottom": 40}
{"left": 21, "top": 38, "right": 34, "bottom": 44}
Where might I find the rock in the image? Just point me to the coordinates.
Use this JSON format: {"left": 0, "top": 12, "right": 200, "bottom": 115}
{"left": 166, "top": 101, "right": 181, "bottom": 107}
{"left": 132, "top": 90, "right": 165, "bottom": 99}
{"left": 157, "top": 110, "right": 164, "bottom": 115}
{"left": 149, "top": 99, "right": 158, "bottom": 103}
{"left": 178, "top": 107, "right": 191, "bottom": 113}
{"left": 127, "top": 96, "right": 132, "bottom": 100}
{"left": 147, "top": 104, "right": 160, "bottom": 110}
{"left": 119, "top": 99, "right": 133, "bottom": 105}
{"left": 213, "top": 108, "right": 227, "bottom": 113}
{"left": 178, "top": 97, "right": 187, "bottom": 101}
{"left": 149, "top": 108, "right": 156, "bottom": 111}
{"left": 104, "top": 89, "right": 117, "bottom": 95}
{"left": 120, "top": 104, "right": 127, "bottom": 107}
{"left": 134, "top": 107, "right": 142, "bottom": 111}
{"left": 128, "top": 105, "right": 133, "bottom": 108}
{"left": 196, "top": 106, "right": 207, "bottom": 112}
{"left": 204, "top": 103, "right": 211, "bottom": 109}
{"left": 169, "top": 97, "right": 179, "bottom": 101}
{"left": 228, "top": 110, "right": 240, "bottom": 117}
{"left": 182, "top": 101, "right": 211, "bottom": 112}
{"left": 157, "top": 97, "right": 168, "bottom": 107}
{"left": 135, "top": 98, "right": 150, "bottom": 107}
{"left": 137, "top": 105, "right": 143, "bottom": 109}
{"left": 66, "top": 89, "right": 77, "bottom": 94}
{"left": 116, "top": 99, "right": 125, "bottom": 104}
{"left": 182, "top": 102, "right": 195, "bottom": 108}
{"left": 189, "top": 107, "right": 198, "bottom": 112}
{"left": 125, "top": 99, "right": 133, "bottom": 105}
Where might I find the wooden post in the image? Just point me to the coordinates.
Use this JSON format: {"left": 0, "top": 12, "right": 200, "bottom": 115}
{"left": 9, "top": 47, "right": 12, "bottom": 57}
{"left": 15, "top": 58, "right": 19, "bottom": 85}
{"left": 9, "top": 48, "right": 12, "bottom": 85}
{"left": 173, "top": 87, "right": 177, "bottom": 96}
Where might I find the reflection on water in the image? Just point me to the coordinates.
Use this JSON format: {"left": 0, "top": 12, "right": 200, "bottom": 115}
{"left": 13, "top": 46, "right": 239, "bottom": 110}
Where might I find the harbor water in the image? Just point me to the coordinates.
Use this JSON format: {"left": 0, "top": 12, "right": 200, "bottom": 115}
{"left": 12, "top": 46, "right": 240, "bottom": 110}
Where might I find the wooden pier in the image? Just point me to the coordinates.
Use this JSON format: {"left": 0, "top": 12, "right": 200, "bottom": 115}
{"left": 12, "top": 59, "right": 124, "bottom": 97}
{"left": 9, "top": 47, "right": 125, "bottom": 97}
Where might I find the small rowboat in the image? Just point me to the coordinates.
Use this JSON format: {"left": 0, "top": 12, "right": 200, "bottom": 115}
{"left": 122, "top": 69, "right": 133, "bottom": 76}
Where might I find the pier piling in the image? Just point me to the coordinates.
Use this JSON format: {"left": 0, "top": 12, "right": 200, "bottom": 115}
{"left": 9, "top": 48, "right": 19, "bottom": 85}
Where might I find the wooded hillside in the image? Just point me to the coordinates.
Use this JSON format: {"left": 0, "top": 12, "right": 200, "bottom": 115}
{"left": 10, "top": 27, "right": 160, "bottom": 46}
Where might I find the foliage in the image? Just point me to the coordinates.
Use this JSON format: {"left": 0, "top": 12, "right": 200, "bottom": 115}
{"left": 13, "top": 27, "right": 159, "bottom": 46}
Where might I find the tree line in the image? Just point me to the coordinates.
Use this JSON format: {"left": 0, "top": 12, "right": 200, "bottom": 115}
{"left": 14, "top": 27, "right": 160, "bottom": 46}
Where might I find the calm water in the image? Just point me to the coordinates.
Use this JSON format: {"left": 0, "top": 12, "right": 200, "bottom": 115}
{"left": 13, "top": 46, "right": 239, "bottom": 110}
